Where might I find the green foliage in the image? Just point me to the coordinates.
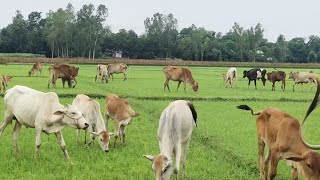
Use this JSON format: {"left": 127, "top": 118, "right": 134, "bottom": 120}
{"left": 0, "top": 53, "right": 45, "bottom": 57}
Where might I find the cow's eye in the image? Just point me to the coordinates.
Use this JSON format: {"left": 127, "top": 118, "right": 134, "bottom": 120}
{"left": 71, "top": 112, "right": 76, "bottom": 115}
{"left": 100, "top": 139, "right": 103, "bottom": 142}
{"left": 307, "top": 163, "right": 312, "bottom": 168}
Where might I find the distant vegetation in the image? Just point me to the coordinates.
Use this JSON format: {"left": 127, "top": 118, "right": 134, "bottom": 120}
{"left": 0, "top": 53, "right": 45, "bottom": 57}
{"left": 0, "top": 3, "right": 320, "bottom": 63}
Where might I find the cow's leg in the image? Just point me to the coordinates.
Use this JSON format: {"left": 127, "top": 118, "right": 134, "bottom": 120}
{"left": 291, "top": 167, "right": 298, "bottom": 180}
{"left": 268, "top": 148, "right": 280, "bottom": 180}
{"left": 95, "top": 75, "right": 98, "bottom": 82}
{"left": 272, "top": 82, "right": 275, "bottom": 91}
{"left": 164, "top": 78, "right": 170, "bottom": 92}
{"left": 0, "top": 112, "right": 14, "bottom": 137}
{"left": 55, "top": 131, "right": 70, "bottom": 160}
{"left": 254, "top": 79, "right": 257, "bottom": 89}
{"left": 173, "top": 143, "right": 182, "bottom": 179}
{"left": 72, "top": 78, "right": 77, "bottom": 88}
{"left": 264, "top": 149, "right": 271, "bottom": 180}
{"left": 258, "top": 138, "right": 266, "bottom": 179}
{"left": 177, "top": 81, "right": 182, "bottom": 91}
{"left": 12, "top": 121, "right": 22, "bottom": 157}
{"left": 292, "top": 83, "right": 295, "bottom": 92}
{"left": 120, "top": 125, "right": 126, "bottom": 143}
{"left": 35, "top": 128, "right": 42, "bottom": 158}
{"left": 183, "top": 82, "right": 187, "bottom": 92}
{"left": 181, "top": 138, "right": 191, "bottom": 179}
{"left": 114, "top": 122, "right": 121, "bottom": 147}
{"left": 123, "top": 73, "right": 127, "bottom": 81}
{"left": 248, "top": 80, "right": 251, "bottom": 88}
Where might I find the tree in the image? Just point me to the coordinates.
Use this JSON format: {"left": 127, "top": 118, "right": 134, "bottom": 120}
{"left": 274, "top": 35, "right": 288, "bottom": 62}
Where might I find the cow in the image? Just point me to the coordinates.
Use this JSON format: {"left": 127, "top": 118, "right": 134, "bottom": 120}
{"left": 237, "top": 79, "right": 320, "bottom": 180}
{"left": 267, "top": 71, "right": 286, "bottom": 91}
{"left": 105, "top": 94, "right": 139, "bottom": 147}
{"left": 28, "top": 62, "right": 43, "bottom": 76}
{"left": 95, "top": 64, "right": 108, "bottom": 83}
{"left": 163, "top": 65, "right": 199, "bottom": 92}
{"left": 225, "top": 67, "right": 237, "bottom": 88}
{"left": 288, "top": 72, "right": 317, "bottom": 92}
{"left": 0, "top": 85, "right": 89, "bottom": 160}
{"left": 0, "top": 75, "right": 12, "bottom": 92}
{"left": 243, "top": 68, "right": 267, "bottom": 89}
{"left": 48, "top": 64, "right": 79, "bottom": 88}
{"left": 144, "top": 100, "right": 197, "bottom": 180}
{"left": 107, "top": 63, "right": 128, "bottom": 81}
{"left": 72, "top": 94, "right": 112, "bottom": 152}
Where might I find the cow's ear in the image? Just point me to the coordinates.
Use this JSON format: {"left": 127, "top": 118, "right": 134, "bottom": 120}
{"left": 285, "top": 156, "right": 305, "bottom": 162}
{"left": 143, "top": 155, "right": 155, "bottom": 162}
{"left": 90, "top": 132, "right": 99, "bottom": 136}
{"left": 53, "top": 108, "right": 67, "bottom": 115}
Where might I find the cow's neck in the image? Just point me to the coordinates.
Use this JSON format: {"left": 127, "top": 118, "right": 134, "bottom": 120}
{"left": 159, "top": 132, "right": 174, "bottom": 158}
{"left": 94, "top": 113, "right": 107, "bottom": 132}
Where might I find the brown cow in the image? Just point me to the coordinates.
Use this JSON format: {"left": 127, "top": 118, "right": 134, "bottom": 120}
{"left": 48, "top": 64, "right": 79, "bottom": 88}
{"left": 237, "top": 80, "right": 320, "bottom": 180}
{"left": 107, "top": 63, "right": 128, "bottom": 81}
{"left": 163, "top": 65, "right": 198, "bottom": 92}
{"left": 0, "top": 75, "right": 12, "bottom": 92}
{"left": 105, "top": 94, "right": 139, "bottom": 147}
{"left": 28, "top": 62, "right": 43, "bottom": 76}
{"left": 267, "top": 71, "right": 286, "bottom": 91}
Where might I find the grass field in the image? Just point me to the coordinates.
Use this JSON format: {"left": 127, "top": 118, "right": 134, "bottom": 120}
{"left": 0, "top": 63, "right": 319, "bottom": 179}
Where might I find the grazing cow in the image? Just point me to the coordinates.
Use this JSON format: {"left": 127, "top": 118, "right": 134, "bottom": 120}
{"left": 225, "top": 67, "right": 237, "bottom": 88}
{"left": 288, "top": 72, "right": 317, "bottom": 92}
{"left": 95, "top": 64, "right": 108, "bottom": 83}
{"left": 0, "top": 75, "right": 12, "bottom": 92}
{"left": 144, "top": 100, "right": 197, "bottom": 180}
{"left": 105, "top": 94, "right": 139, "bottom": 147}
{"left": 237, "top": 80, "right": 320, "bottom": 180}
{"left": 243, "top": 68, "right": 267, "bottom": 89}
{"left": 267, "top": 71, "right": 286, "bottom": 91}
{"left": 0, "top": 85, "right": 89, "bottom": 159}
{"left": 163, "top": 65, "right": 199, "bottom": 92}
{"left": 72, "top": 94, "right": 112, "bottom": 152}
{"left": 28, "top": 62, "right": 43, "bottom": 76}
{"left": 48, "top": 64, "right": 79, "bottom": 88}
{"left": 107, "top": 63, "right": 128, "bottom": 81}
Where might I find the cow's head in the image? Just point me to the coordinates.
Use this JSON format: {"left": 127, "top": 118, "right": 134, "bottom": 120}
{"left": 286, "top": 152, "right": 320, "bottom": 180}
{"left": 192, "top": 82, "right": 199, "bottom": 92}
{"left": 144, "top": 154, "right": 173, "bottom": 180}
{"left": 91, "top": 131, "right": 113, "bottom": 152}
{"left": 54, "top": 105, "right": 89, "bottom": 129}
{"left": 243, "top": 70, "right": 247, "bottom": 78}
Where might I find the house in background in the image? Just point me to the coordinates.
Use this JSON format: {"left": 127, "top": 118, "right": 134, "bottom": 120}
{"left": 113, "top": 51, "right": 122, "bottom": 58}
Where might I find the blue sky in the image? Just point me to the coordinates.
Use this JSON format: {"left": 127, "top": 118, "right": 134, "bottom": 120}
{"left": 1, "top": 0, "right": 319, "bottom": 42}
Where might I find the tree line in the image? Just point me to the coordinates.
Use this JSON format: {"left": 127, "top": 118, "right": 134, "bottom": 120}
{"left": 0, "top": 3, "right": 320, "bottom": 63}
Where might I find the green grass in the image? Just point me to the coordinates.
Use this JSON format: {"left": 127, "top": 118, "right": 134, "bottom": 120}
{"left": 0, "top": 63, "right": 319, "bottom": 179}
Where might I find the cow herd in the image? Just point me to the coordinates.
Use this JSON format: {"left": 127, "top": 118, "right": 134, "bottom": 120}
{"left": 1, "top": 62, "right": 320, "bottom": 179}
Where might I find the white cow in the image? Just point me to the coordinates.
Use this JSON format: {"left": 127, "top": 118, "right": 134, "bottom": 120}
{"left": 0, "top": 85, "right": 89, "bottom": 160}
{"left": 72, "top": 94, "right": 112, "bottom": 152}
{"left": 95, "top": 64, "right": 108, "bottom": 83}
{"left": 107, "top": 63, "right": 128, "bottom": 81}
{"left": 144, "top": 100, "right": 197, "bottom": 180}
{"left": 225, "top": 67, "right": 237, "bottom": 88}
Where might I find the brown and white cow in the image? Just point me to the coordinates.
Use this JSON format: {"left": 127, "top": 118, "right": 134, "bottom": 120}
{"left": 72, "top": 94, "right": 112, "bottom": 152}
{"left": 163, "top": 65, "right": 198, "bottom": 92}
{"left": 237, "top": 79, "right": 320, "bottom": 179}
{"left": 95, "top": 64, "right": 108, "bottom": 83}
{"left": 144, "top": 100, "right": 197, "bottom": 180}
{"left": 225, "top": 67, "right": 237, "bottom": 88}
{"left": 267, "top": 71, "right": 286, "bottom": 91}
{"left": 0, "top": 75, "right": 12, "bottom": 92}
{"left": 0, "top": 85, "right": 89, "bottom": 160}
{"left": 48, "top": 64, "right": 79, "bottom": 88}
{"left": 28, "top": 62, "right": 43, "bottom": 76}
{"left": 289, "top": 72, "right": 317, "bottom": 92}
{"left": 107, "top": 63, "right": 128, "bottom": 81}
{"left": 105, "top": 94, "right": 139, "bottom": 147}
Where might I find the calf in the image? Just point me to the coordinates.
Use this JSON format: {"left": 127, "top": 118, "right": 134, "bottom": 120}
{"left": 72, "top": 94, "right": 112, "bottom": 152}
{"left": 0, "top": 85, "right": 89, "bottom": 160}
{"left": 107, "top": 63, "right": 128, "bottom": 81}
{"left": 267, "top": 71, "right": 286, "bottom": 91}
{"left": 95, "top": 64, "right": 108, "bottom": 83}
{"left": 28, "top": 62, "right": 43, "bottom": 76}
{"left": 288, "top": 72, "right": 317, "bottom": 92}
{"left": 144, "top": 100, "right": 197, "bottom": 180}
{"left": 0, "top": 75, "right": 12, "bottom": 92}
{"left": 237, "top": 80, "right": 320, "bottom": 179}
{"left": 105, "top": 94, "right": 139, "bottom": 147}
{"left": 243, "top": 68, "right": 267, "bottom": 89}
{"left": 225, "top": 67, "right": 237, "bottom": 88}
{"left": 163, "top": 65, "right": 199, "bottom": 92}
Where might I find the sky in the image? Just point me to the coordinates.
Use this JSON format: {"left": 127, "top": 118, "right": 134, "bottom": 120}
{"left": 0, "top": 0, "right": 319, "bottom": 42}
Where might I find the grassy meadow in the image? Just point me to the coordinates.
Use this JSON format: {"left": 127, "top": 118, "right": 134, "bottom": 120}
{"left": 0, "top": 63, "right": 320, "bottom": 179}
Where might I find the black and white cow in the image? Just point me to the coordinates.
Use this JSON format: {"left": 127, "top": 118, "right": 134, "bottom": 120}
{"left": 243, "top": 68, "right": 267, "bottom": 89}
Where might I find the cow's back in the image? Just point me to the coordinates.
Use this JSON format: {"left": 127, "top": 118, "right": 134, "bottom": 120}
{"left": 73, "top": 94, "right": 103, "bottom": 125}
{"left": 163, "top": 66, "right": 183, "bottom": 80}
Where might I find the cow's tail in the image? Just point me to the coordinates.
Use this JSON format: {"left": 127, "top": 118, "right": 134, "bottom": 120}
{"left": 237, "top": 105, "right": 261, "bottom": 116}
{"left": 187, "top": 101, "right": 197, "bottom": 127}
